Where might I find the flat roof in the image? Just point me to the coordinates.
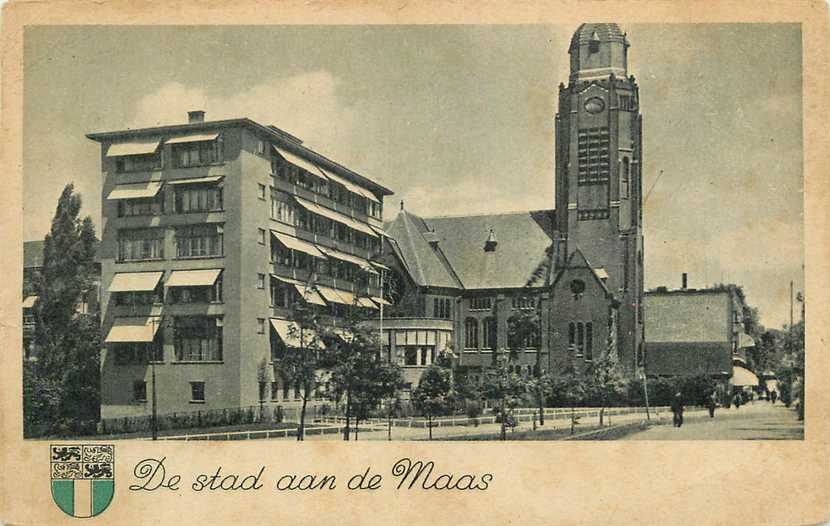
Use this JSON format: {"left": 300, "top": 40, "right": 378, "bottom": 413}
{"left": 86, "top": 117, "right": 394, "bottom": 196}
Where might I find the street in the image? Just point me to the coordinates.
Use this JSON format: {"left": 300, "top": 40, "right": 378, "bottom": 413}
{"left": 624, "top": 402, "right": 803, "bottom": 440}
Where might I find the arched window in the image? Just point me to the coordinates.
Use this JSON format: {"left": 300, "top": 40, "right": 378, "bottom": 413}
{"left": 585, "top": 322, "right": 594, "bottom": 361}
{"left": 482, "top": 317, "right": 496, "bottom": 349}
{"left": 576, "top": 322, "right": 585, "bottom": 356}
{"left": 621, "top": 157, "right": 630, "bottom": 199}
{"left": 568, "top": 322, "right": 576, "bottom": 352}
{"left": 465, "top": 318, "right": 479, "bottom": 349}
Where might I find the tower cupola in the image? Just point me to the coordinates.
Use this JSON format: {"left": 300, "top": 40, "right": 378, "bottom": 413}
{"left": 568, "top": 23, "right": 629, "bottom": 82}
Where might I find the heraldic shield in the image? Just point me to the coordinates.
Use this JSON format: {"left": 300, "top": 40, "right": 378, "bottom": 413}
{"left": 50, "top": 444, "right": 115, "bottom": 518}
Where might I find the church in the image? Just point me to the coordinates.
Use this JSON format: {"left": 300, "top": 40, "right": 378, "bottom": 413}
{"left": 373, "top": 23, "right": 645, "bottom": 393}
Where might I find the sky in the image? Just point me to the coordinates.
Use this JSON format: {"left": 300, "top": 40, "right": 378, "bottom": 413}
{"left": 22, "top": 24, "right": 803, "bottom": 329}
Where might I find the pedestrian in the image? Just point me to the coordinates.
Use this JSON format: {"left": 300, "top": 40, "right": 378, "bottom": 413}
{"left": 734, "top": 393, "right": 741, "bottom": 409}
{"left": 707, "top": 392, "right": 717, "bottom": 418}
{"left": 670, "top": 392, "right": 684, "bottom": 428}
{"left": 771, "top": 390, "right": 778, "bottom": 404}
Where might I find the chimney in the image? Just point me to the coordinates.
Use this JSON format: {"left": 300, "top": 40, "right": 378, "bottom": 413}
{"left": 682, "top": 273, "right": 688, "bottom": 290}
{"left": 484, "top": 229, "right": 498, "bottom": 252}
{"left": 188, "top": 110, "right": 205, "bottom": 124}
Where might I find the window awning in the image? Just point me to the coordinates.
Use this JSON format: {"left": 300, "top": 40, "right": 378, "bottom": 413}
{"left": 166, "top": 176, "right": 224, "bottom": 186}
{"left": 271, "top": 275, "right": 327, "bottom": 306}
{"left": 355, "top": 297, "right": 378, "bottom": 309}
{"left": 731, "top": 365, "right": 759, "bottom": 387}
{"left": 165, "top": 269, "right": 222, "bottom": 288}
{"left": 165, "top": 133, "right": 219, "bottom": 144}
{"left": 106, "top": 140, "right": 160, "bottom": 157}
{"left": 738, "top": 331, "right": 756, "bottom": 349}
{"left": 109, "top": 271, "right": 163, "bottom": 293}
{"left": 317, "top": 246, "right": 376, "bottom": 273}
{"left": 335, "top": 288, "right": 355, "bottom": 305}
{"left": 106, "top": 181, "right": 163, "bottom": 200}
{"left": 271, "top": 231, "right": 326, "bottom": 258}
{"left": 315, "top": 285, "right": 351, "bottom": 305}
{"left": 22, "top": 295, "right": 38, "bottom": 309}
{"left": 318, "top": 166, "right": 380, "bottom": 204}
{"left": 293, "top": 196, "right": 377, "bottom": 238}
{"left": 273, "top": 146, "right": 325, "bottom": 178}
{"left": 105, "top": 317, "right": 161, "bottom": 343}
{"left": 370, "top": 225, "right": 387, "bottom": 237}
{"left": 369, "top": 261, "right": 391, "bottom": 272}
{"left": 372, "top": 296, "right": 392, "bottom": 306}
{"left": 270, "top": 318, "right": 324, "bottom": 349}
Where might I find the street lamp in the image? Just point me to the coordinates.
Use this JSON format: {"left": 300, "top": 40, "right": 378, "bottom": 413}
{"left": 149, "top": 316, "right": 169, "bottom": 441}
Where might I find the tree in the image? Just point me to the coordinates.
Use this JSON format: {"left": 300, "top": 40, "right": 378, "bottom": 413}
{"left": 322, "top": 310, "right": 403, "bottom": 440}
{"left": 482, "top": 351, "right": 528, "bottom": 440}
{"left": 549, "top": 364, "right": 586, "bottom": 434}
{"left": 24, "top": 184, "right": 99, "bottom": 436}
{"left": 412, "top": 364, "right": 452, "bottom": 440}
{"left": 584, "top": 350, "right": 628, "bottom": 426}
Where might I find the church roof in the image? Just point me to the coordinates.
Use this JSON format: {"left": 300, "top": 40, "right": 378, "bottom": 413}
{"left": 385, "top": 208, "right": 556, "bottom": 290}
{"left": 569, "top": 23, "right": 628, "bottom": 50}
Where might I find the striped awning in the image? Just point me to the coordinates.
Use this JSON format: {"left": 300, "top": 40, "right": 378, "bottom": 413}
{"left": 293, "top": 196, "right": 377, "bottom": 238}
{"left": 317, "top": 246, "right": 376, "bottom": 273}
{"left": 355, "top": 297, "right": 378, "bottom": 309}
{"left": 273, "top": 146, "right": 325, "bottom": 179}
{"left": 318, "top": 166, "right": 380, "bottom": 204}
{"left": 165, "top": 269, "right": 222, "bottom": 288}
{"left": 271, "top": 275, "right": 327, "bottom": 306}
{"left": 315, "top": 285, "right": 350, "bottom": 305}
{"left": 372, "top": 296, "right": 392, "bottom": 306}
{"left": 166, "top": 176, "right": 224, "bottom": 186}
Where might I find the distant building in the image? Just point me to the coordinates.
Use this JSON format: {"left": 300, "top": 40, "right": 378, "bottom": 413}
{"left": 87, "top": 112, "right": 392, "bottom": 419}
{"left": 644, "top": 277, "right": 758, "bottom": 391}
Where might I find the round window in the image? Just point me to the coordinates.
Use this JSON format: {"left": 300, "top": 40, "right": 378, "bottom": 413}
{"left": 584, "top": 97, "right": 605, "bottom": 114}
{"left": 570, "top": 279, "right": 586, "bottom": 294}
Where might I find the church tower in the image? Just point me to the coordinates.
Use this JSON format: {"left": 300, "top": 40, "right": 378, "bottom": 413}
{"left": 554, "top": 24, "right": 644, "bottom": 372}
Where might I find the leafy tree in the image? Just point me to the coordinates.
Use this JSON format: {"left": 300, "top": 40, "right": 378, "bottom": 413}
{"left": 322, "top": 310, "right": 403, "bottom": 440}
{"left": 412, "top": 364, "right": 452, "bottom": 440}
{"left": 584, "top": 350, "right": 627, "bottom": 426}
{"left": 278, "top": 303, "right": 325, "bottom": 441}
{"left": 482, "top": 351, "right": 528, "bottom": 440}
{"left": 25, "top": 184, "right": 99, "bottom": 436}
{"left": 776, "top": 320, "right": 804, "bottom": 420}
{"left": 549, "top": 364, "right": 586, "bottom": 434}
{"left": 508, "top": 309, "right": 547, "bottom": 423}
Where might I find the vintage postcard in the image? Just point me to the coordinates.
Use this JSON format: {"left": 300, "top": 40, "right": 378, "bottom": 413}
{"left": 1, "top": 1, "right": 828, "bottom": 525}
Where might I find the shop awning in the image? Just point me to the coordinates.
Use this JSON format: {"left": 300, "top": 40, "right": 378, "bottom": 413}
{"left": 166, "top": 175, "right": 224, "bottom": 186}
{"left": 731, "top": 365, "right": 759, "bottom": 387}
{"left": 106, "top": 181, "right": 163, "bottom": 200}
{"left": 273, "top": 146, "right": 325, "bottom": 178}
{"left": 271, "top": 231, "right": 326, "bottom": 258}
{"left": 315, "top": 285, "right": 350, "bottom": 305}
{"left": 293, "top": 196, "right": 377, "bottom": 238}
{"left": 372, "top": 296, "right": 392, "bottom": 306}
{"left": 270, "top": 318, "right": 324, "bottom": 349}
{"left": 165, "top": 133, "right": 219, "bottom": 144}
{"left": 106, "top": 140, "right": 160, "bottom": 157}
{"left": 105, "top": 317, "right": 161, "bottom": 343}
{"left": 738, "top": 332, "right": 756, "bottom": 349}
{"left": 271, "top": 275, "right": 327, "bottom": 306}
{"left": 22, "top": 295, "right": 38, "bottom": 309}
{"left": 318, "top": 166, "right": 380, "bottom": 204}
{"left": 317, "top": 246, "right": 376, "bottom": 273}
{"left": 165, "top": 269, "right": 222, "bottom": 288}
{"left": 108, "top": 271, "right": 163, "bottom": 293}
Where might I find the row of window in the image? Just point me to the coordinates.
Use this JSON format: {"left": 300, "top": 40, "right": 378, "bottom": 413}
{"left": 118, "top": 183, "right": 223, "bottom": 218}
{"left": 114, "top": 280, "right": 223, "bottom": 307}
{"left": 568, "top": 321, "right": 594, "bottom": 361}
{"left": 117, "top": 225, "right": 223, "bottom": 261}
{"left": 272, "top": 157, "right": 382, "bottom": 219}
{"left": 270, "top": 191, "right": 380, "bottom": 253}
{"left": 270, "top": 240, "right": 380, "bottom": 289}
{"left": 115, "top": 137, "right": 224, "bottom": 174}
{"left": 113, "top": 317, "right": 223, "bottom": 364}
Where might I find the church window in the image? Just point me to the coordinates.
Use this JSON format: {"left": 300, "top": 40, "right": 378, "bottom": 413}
{"left": 570, "top": 279, "right": 585, "bottom": 300}
{"left": 576, "top": 322, "right": 585, "bottom": 356}
{"left": 621, "top": 157, "right": 630, "bottom": 199}
{"left": 578, "top": 127, "right": 610, "bottom": 185}
{"left": 585, "top": 322, "right": 593, "bottom": 361}
{"left": 568, "top": 322, "right": 576, "bottom": 352}
{"left": 482, "top": 317, "right": 496, "bottom": 349}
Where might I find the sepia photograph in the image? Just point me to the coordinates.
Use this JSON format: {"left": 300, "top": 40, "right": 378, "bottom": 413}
{"left": 19, "top": 22, "right": 805, "bottom": 445}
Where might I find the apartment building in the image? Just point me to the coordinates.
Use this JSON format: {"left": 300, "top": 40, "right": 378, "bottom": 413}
{"left": 88, "top": 112, "right": 392, "bottom": 419}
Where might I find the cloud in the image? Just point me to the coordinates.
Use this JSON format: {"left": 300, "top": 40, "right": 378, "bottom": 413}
{"left": 128, "top": 71, "right": 356, "bottom": 157}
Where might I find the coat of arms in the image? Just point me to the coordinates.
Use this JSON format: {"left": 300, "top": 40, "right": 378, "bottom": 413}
{"left": 50, "top": 444, "right": 115, "bottom": 518}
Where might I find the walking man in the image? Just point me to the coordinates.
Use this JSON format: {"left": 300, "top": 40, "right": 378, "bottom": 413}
{"left": 707, "top": 392, "right": 717, "bottom": 418}
{"left": 670, "top": 392, "right": 684, "bottom": 428}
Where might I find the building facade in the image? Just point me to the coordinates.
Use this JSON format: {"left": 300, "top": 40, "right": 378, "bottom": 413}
{"left": 553, "top": 23, "right": 645, "bottom": 373}
{"left": 88, "top": 112, "right": 392, "bottom": 418}
{"left": 644, "top": 279, "right": 758, "bottom": 392}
